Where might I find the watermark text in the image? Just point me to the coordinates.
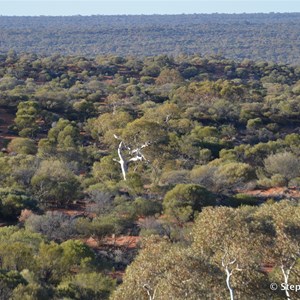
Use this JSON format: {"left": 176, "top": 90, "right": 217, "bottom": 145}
{"left": 270, "top": 283, "right": 300, "bottom": 292}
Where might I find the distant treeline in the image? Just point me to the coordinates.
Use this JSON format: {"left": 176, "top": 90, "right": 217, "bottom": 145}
{"left": 0, "top": 13, "right": 300, "bottom": 64}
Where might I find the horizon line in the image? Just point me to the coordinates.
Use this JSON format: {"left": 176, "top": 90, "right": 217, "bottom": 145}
{"left": 1, "top": 11, "right": 300, "bottom": 17}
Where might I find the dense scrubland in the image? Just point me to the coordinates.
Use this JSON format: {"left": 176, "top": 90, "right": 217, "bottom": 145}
{"left": 0, "top": 50, "right": 300, "bottom": 299}
{"left": 1, "top": 13, "right": 300, "bottom": 64}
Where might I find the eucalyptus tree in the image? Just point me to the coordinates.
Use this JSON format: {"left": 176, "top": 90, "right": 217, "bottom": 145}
{"left": 192, "top": 206, "right": 271, "bottom": 300}
{"left": 112, "top": 118, "right": 167, "bottom": 181}
{"left": 254, "top": 201, "right": 300, "bottom": 300}
{"left": 111, "top": 236, "right": 224, "bottom": 300}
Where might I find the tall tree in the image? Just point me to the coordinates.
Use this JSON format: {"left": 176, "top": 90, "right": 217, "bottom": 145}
{"left": 192, "top": 206, "right": 269, "bottom": 300}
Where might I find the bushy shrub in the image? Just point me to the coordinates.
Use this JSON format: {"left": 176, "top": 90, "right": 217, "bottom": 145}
{"left": 25, "top": 211, "right": 79, "bottom": 242}
{"left": 31, "top": 160, "right": 81, "bottom": 207}
{"left": 85, "top": 190, "right": 114, "bottom": 216}
{"left": 7, "top": 138, "right": 37, "bottom": 155}
{"left": 137, "top": 216, "right": 174, "bottom": 238}
{"left": 263, "top": 152, "right": 300, "bottom": 186}
{"left": 0, "top": 270, "right": 27, "bottom": 300}
{"left": 159, "top": 170, "right": 190, "bottom": 185}
{"left": 0, "top": 188, "right": 36, "bottom": 219}
{"left": 57, "top": 272, "right": 115, "bottom": 300}
{"left": 133, "top": 197, "right": 162, "bottom": 217}
{"left": 163, "top": 184, "right": 215, "bottom": 223}
{"left": 124, "top": 173, "right": 144, "bottom": 195}
{"left": 12, "top": 283, "right": 53, "bottom": 300}
{"left": 246, "top": 118, "right": 262, "bottom": 130}
{"left": 76, "top": 214, "right": 134, "bottom": 241}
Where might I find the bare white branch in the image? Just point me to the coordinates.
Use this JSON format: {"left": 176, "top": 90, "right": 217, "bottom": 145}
{"left": 113, "top": 135, "right": 151, "bottom": 181}
{"left": 143, "top": 284, "right": 156, "bottom": 300}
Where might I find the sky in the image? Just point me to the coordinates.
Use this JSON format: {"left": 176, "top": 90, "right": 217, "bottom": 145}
{"left": 0, "top": 1, "right": 299, "bottom": 16}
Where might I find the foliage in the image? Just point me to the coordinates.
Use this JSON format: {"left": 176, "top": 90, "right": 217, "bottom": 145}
{"left": 1, "top": 14, "right": 300, "bottom": 64}
{"left": 228, "top": 193, "right": 261, "bottom": 207}
{"left": 57, "top": 272, "right": 115, "bottom": 300}
{"left": 111, "top": 237, "right": 218, "bottom": 300}
{"left": 11, "top": 283, "right": 53, "bottom": 300}
{"left": 0, "top": 188, "right": 36, "bottom": 219}
{"left": 115, "top": 203, "right": 300, "bottom": 299}
{"left": 260, "top": 152, "right": 300, "bottom": 187}
{"left": 163, "top": 184, "right": 215, "bottom": 222}
{"left": 0, "top": 48, "right": 299, "bottom": 299}
{"left": 31, "top": 159, "right": 81, "bottom": 207}
{"left": 7, "top": 138, "right": 37, "bottom": 155}
{"left": 76, "top": 213, "right": 134, "bottom": 241}
{"left": 14, "top": 101, "right": 40, "bottom": 137}
{"left": 0, "top": 270, "right": 27, "bottom": 300}
{"left": 25, "top": 211, "right": 78, "bottom": 242}
{"left": 191, "top": 161, "right": 255, "bottom": 192}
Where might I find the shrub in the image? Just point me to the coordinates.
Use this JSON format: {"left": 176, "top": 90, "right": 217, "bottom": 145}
{"left": 159, "top": 170, "right": 190, "bottom": 185}
{"left": 25, "top": 211, "right": 78, "bottom": 242}
{"left": 85, "top": 190, "right": 114, "bottom": 216}
{"left": 12, "top": 283, "right": 53, "bottom": 300}
{"left": 0, "top": 270, "right": 27, "bottom": 300}
{"left": 76, "top": 214, "right": 134, "bottom": 241}
{"left": 137, "top": 216, "right": 171, "bottom": 237}
{"left": 7, "top": 138, "right": 37, "bottom": 155}
{"left": 212, "top": 162, "right": 255, "bottom": 192}
{"left": 246, "top": 118, "right": 262, "bottom": 130}
{"left": 263, "top": 152, "right": 300, "bottom": 186}
{"left": 31, "top": 160, "right": 81, "bottom": 207}
{"left": 57, "top": 272, "right": 115, "bottom": 300}
{"left": 0, "top": 188, "right": 36, "bottom": 219}
{"left": 124, "top": 173, "right": 144, "bottom": 195}
{"left": 163, "top": 184, "right": 215, "bottom": 223}
{"left": 133, "top": 197, "right": 162, "bottom": 217}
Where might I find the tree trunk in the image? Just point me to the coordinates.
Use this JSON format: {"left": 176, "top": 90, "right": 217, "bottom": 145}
{"left": 116, "top": 141, "right": 128, "bottom": 180}
{"left": 113, "top": 136, "right": 150, "bottom": 181}
{"left": 225, "top": 267, "right": 235, "bottom": 300}
{"left": 281, "top": 264, "right": 293, "bottom": 300}
{"left": 119, "top": 157, "right": 128, "bottom": 181}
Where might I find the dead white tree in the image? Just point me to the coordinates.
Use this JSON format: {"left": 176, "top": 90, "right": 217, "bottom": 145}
{"left": 280, "top": 259, "right": 297, "bottom": 300}
{"left": 222, "top": 252, "right": 242, "bottom": 300}
{"left": 113, "top": 134, "right": 150, "bottom": 181}
{"left": 143, "top": 284, "right": 157, "bottom": 300}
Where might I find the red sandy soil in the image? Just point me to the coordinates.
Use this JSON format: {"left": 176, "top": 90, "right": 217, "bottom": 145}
{"left": 85, "top": 235, "right": 140, "bottom": 249}
{"left": 85, "top": 237, "right": 99, "bottom": 248}
{"left": 47, "top": 207, "right": 96, "bottom": 219}
{"left": 104, "top": 235, "right": 140, "bottom": 249}
{"left": 261, "top": 263, "right": 275, "bottom": 273}
{"left": 108, "top": 270, "right": 125, "bottom": 281}
{"left": 242, "top": 187, "right": 300, "bottom": 199}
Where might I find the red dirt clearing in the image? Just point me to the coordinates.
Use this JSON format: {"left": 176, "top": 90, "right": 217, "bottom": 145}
{"left": 85, "top": 236, "right": 140, "bottom": 249}
{"left": 47, "top": 208, "right": 96, "bottom": 218}
{"left": 242, "top": 187, "right": 300, "bottom": 199}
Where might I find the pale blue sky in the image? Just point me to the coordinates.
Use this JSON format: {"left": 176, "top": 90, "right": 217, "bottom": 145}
{"left": 0, "top": 1, "right": 299, "bottom": 16}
